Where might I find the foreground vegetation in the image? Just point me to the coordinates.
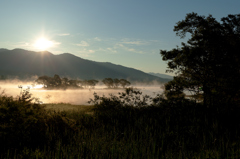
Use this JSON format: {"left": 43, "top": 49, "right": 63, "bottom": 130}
{"left": 1, "top": 87, "right": 240, "bottom": 158}
{"left": 43, "top": 103, "right": 94, "bottom": 113}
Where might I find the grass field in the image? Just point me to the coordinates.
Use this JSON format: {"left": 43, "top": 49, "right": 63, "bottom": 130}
{"left": 43, "top": 103, "right": 94, "bottom": 113}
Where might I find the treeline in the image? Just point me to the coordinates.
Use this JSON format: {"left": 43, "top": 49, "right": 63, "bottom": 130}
{"left": 102, "top": 78, "right": 131, "bottom": 88}
{"left": 35, "top": 74, "right": 98, "bottom": 89}
{"left": 35, "top": 75, "right": 131, "bottom": 89}
{"left": 0, "top": 75, "right": 7, "bottom": 80}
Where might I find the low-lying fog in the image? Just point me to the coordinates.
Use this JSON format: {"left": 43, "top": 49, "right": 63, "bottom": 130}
{"left": 0, "top": 81, "right": 164, "bottom": 105}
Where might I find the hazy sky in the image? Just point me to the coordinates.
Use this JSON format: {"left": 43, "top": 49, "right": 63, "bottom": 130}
{"left": 0, "top": 0, "right": 239, "bottom": 75}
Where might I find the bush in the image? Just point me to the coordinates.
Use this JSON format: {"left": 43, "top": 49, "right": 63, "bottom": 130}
{"left": 0, "top": 88, "right": 79, "bottom": 157}
{"left": 0, "top": 88, "right": 48, "bottom": 151}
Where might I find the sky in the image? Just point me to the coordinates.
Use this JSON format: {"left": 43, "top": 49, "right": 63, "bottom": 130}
{"left": 0, "top": 0, "right": 240, "bottom": 76}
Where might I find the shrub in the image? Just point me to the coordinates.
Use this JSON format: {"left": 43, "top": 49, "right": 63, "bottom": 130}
{"left": 0, "top": 88, "right": 48, "bottom": 151}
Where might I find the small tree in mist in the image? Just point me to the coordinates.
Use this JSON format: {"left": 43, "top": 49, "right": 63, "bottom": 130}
{"left": 53, "top": 74, "right": 61, "bottom": 87}
{"left": 61, "top": 77, "right": 69, "bottom": 85}
{"left": 113, "top": 78, "right": 120, "bottom": 88}
{"left": 87, "top": 79, "right": 99, "bottom": 88}
{"left": 102, "top": 78, "right": 114, "bottom": 88}
{"left": 119, "top": 79, "right": 131, "bottom": 88}
{"left": 36, "top": 75, "right": 52, "bottom": 88}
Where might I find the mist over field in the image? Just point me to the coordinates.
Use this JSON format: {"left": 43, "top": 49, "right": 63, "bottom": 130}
{"left": 0, "top": 81, "right": 164, "bottom": 105}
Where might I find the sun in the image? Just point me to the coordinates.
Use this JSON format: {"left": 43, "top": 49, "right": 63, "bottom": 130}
{"left": 34, "top": 37, "right": 54, "bottom": 50}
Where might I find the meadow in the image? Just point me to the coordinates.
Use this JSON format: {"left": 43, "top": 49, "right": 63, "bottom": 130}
{"left": 1, "top": 84, "right": 240, "bottom": 158}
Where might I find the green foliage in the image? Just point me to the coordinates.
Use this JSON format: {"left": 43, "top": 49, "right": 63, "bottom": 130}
{"left": 160, "top": 13, "right": 240, "bottom": 108}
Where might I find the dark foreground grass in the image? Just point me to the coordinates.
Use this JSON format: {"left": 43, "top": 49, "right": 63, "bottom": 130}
{"left": 1, "top": 89, "right": 240, "bottom": 158}
{"left": 43, "top": 103, "right": 94, "bottom": 114}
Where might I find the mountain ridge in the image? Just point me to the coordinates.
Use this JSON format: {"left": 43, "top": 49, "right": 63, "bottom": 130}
{"left": 0, "top": 49, "right": 171, "bottom": 83}
{"left": 148, "top": 72, "right": 173, "bottom": 79}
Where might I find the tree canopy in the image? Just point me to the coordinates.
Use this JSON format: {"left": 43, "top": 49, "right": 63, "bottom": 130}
{"left": 160, "top": 13, "right": 240, "bottom": 108}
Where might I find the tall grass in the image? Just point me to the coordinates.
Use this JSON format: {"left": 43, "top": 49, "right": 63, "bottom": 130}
{"left": 1, "top": 88, "right": 240, "bottom": 158}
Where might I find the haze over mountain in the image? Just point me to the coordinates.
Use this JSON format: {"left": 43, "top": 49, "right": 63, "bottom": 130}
{"left": 148, "top": 72, "right": 173, "bottom": 80}
{"left": 0, "top": 49, "right": 170, "bottom": 82}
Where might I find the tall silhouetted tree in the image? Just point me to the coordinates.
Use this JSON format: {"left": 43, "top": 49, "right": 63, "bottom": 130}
{"left": 160, "top": 13, "right": 240, "bottom": 108}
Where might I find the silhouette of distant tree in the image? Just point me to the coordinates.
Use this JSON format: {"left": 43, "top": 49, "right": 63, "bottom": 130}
{"left": 68, "top": 79, "right": 78, "bottom": 87}
{"left": 119, "top": 79, "right": 131, "bottom": 88}
{"left": 87, "top": 80, "right": 99, "bottom": 88}
{"left": 102, "top": 78, "right": 131, "bottom": 88}
{"left": 35, "top": 75, "right": 100, "bottom": 89}
{"left": 113, "top": 78, "right": 120, "bottom": 88}
{"left": 61, "top": 77, "right": 69, "bottom": 85}
{"left": 102, "top": 78, "right": 114, "bottom": 88}
{"left": 160, "top": 13, "right": 240, "bottom": 108}
{"left": 79, "top": 80, "right": 99, "bottom": 88}
{"left": 36, "top": 75, "right": 52, "bottom": 88}
{"left": 53, "top": 74, "right": 61, "bottom": 87}
{"left": 0, "top": 75, "right": 6, "bottom": 80}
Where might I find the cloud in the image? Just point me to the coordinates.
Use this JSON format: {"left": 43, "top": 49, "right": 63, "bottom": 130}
{"left": 76, "top": 41, "right": 89, "bottom": 47}
{"left": 14, "top": 41, "right": 36, "bottom": 50}
{"left": 77, "top": 49, "right": 95, "bottom": 57}
{"left": 88, "top": 50, "right": 95, "bottom": 53}
{"left": 121, "top": 39, "right": 148, "bottom": 45}
{"left": 99, "top": 47, "right": 117, "bottom": 54}
{"left": 14, "top": 42, "right": 30, "bottom": 48}
{"left": 126, "top": 48, "right": 144, "bottom": 54}
{"left": 51, "top": 41, "right": 61, "bottom": 46}
{"left": 94, "top": 37, "right": 102, "bottom": 41}
{"left": 116, "top": 43, "right": 145, "bottom": 54}
{"left": 78, "top": 48, "right": 95, "bottom": 54}
{"left": 107, "top": 48, "right": 117, "bottom": 53}
{"left": 57, "top": 33, "right": 70, "bottom": 36}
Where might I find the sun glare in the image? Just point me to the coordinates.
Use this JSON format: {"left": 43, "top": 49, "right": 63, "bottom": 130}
{"left": 34, "top": 37, "right": 53, "bottom": 50}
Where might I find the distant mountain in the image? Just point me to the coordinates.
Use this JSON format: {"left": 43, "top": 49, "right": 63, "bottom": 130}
{"left": 148, "top": 72, "right": 173, "bottom": 80}
{"left": 0, "top": 48, "right": 9, "bottom": 52}
{"left": 0, "top": 49, "right": 171, "bottom": 83}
